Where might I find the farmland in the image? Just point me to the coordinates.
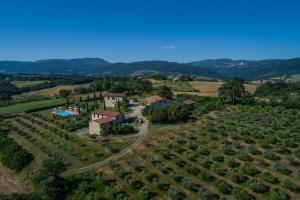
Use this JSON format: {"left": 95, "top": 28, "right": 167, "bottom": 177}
{"left": 69, "top": 105, "right": 300, "bottom": 199}
{"left": 12, "top": 83, "right": 90, "bottom": 100}
{"left": 5, "top": 113, "right": 137, "bottom": 172}
{"left": 151, "top": 80, "right": 198, "bottom": 92}
{"left": 150, "top": 80, "right": 257, "bottom": 97}
{"left": 0, "top": 164, "right": 31, "bottom": 194}
{"left": 0, "top": 98, "right": 65, "bottom": 114}
{"left": 11, "top": 80, "right": 46, "bottom": 88}
{"left": 187, "top": 81, "right": 257, "bottom": 97}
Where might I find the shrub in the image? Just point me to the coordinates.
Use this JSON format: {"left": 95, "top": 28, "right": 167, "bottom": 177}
{"left": 293, "top": 147, "right": 300, "bottom": 159}
{"left": 273, "top": 161, "right": 291, "bottom": 175}
{"left": 137, "top": 187, "right": 156, "bottom": 200}
{"left": 182, "top": 177, "right": 198, "bottom": 192}
{"left": 237, "top": 152, "right": 252, "bottom": 162}
{"left": 269, "top": 188, "right": 288, "bottom": 200}
{"left": 197, "top": 145, "right": 210, "bottom": 155}
{"left": 255, "top": 157, "right": 269, "bottom": 167}
{"left": 198, "top": 156, "right": 212, "bottom": 168}
{"left": 0, "top": 134, "right": 33, "bottom": 171}
{"left": 210, "top": 151, "right": 224, "bottom": 162}
{"left": 199, "top": 187, "right": 219, "bottom": 200}
{"left": 248, "top": 145, "right": 260, "bottom": 155}
{"left": 211, "top": 162, "right": 227, "bottom": 176}
{"left": 227, "top": 168, "right": 248, "bottom": 184}
{"left": 247, "top": 178, "right": 269, "bottom": 193}
{"left": 224, "top": 156, "right": 239, "bottom": 168}
{"left": 213, "top": 179, "right": 232, "bottom": 195}
{"left": 167, "top": 185, "right": 186, "bottom": 200}
{"left": 264, "top": 150, "right": 279, "bottom": 161}
{"left": 241, "top": 162, "right": 259, "bottom": 176}
{"left": 233, "top": 187, "right": 254, "bottom": 200}
{"left": 260, "top": 171, "right": 279, "bottom": 184}
{"left": 281, "top": 178, "right": 300, "bottom": 192}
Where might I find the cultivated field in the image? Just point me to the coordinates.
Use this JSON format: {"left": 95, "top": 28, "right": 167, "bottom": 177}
{"left": 13, "top": 84, "right": 90, "bottom": 100}
{"left": 11, "top": 80, "right": 45, "bottom": 88}
{"left": 151, "top": 80, "right": 198, "bottom": 92}
{"left": 0, "top": 164, "right": 31, "bottom": 194}
{"left": 150, "top": 80, "right": 257, "bottom": 97}
{"left": 0, "top": 98, "right": 65, "bottom": 114}
{"left": 6, "top": 113, "right": 137, "bottom": 173}
{"left": 73, "top": 106, "right": 300, "bottom": 199}
{"left": 184, "top": 81, "right": 257, "bottom": 97}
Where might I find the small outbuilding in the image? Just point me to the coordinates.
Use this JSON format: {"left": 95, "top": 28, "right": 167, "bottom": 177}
{"left": 146, "top": 95, "right": 176, "bottom": 107}
{"left": 183, "top": 99, "right": 195, "bottom": 110}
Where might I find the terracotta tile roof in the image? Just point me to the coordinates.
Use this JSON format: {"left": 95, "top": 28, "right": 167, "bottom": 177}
{"left": 103, "top": 93, "right": 127, "bottom": 97}
{"left": 94, "top": 117, "right": 115, "bottom": 125}
{"left": 146, "top": 95, "right": 163, "bottom": 104}
{"left": 92, "top": 110, "right": 120, "bottom": 117}
{"left": 183, "top": 99, "right": 195, "bottom": 105}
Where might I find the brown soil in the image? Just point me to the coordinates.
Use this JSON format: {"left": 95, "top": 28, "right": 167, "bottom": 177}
{"left": 0, "top": 164, "right": 31, "bottom": 194}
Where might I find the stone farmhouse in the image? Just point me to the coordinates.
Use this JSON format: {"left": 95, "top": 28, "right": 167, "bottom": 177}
{"left": 89, "top": 109, "right": 124, "bottom": 135}
{"left": 103, "top": 93, "right": 128, "bottom": 108}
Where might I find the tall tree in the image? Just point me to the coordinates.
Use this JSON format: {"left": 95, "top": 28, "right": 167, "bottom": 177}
{"left": 219, "top": 77, "right": 246, "bottom": 104}
{"left": 157, "top": 85, "right": 173, "bottom": 99}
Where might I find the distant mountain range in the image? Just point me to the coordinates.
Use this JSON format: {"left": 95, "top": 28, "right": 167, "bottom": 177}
{"left": 0, "top": 57, "right": 299, "bottom": 81}
{"left": 0, "top": 59, "right": 221, "bottom": 79}
{"left": 188, "top": 58, "right": 300, "bottom": 81}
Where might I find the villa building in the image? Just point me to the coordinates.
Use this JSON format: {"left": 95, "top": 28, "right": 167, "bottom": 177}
{"left": 89, "top": 110, "right": 123, "bottom": 135}
{"left": 103, "top": 93, "right": 128, "bottom": 108}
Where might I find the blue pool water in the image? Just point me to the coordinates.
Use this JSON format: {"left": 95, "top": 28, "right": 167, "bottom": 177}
{"left": 56, "top": 110, "right": 75, "bottom": 117}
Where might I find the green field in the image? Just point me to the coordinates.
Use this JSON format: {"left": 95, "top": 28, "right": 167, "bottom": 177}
{"left": 11, "top": 80, "right": 46, "bottom": 88}
{"left": 69, "top": 105, "right": 300, "bottom": 199}
{"left": 0, "top": 98, "right": 65, "bottom": 114}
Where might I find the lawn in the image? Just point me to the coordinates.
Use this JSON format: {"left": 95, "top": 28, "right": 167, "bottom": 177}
{"left": 0, "top": 98, "right": 65, "bottom": 114}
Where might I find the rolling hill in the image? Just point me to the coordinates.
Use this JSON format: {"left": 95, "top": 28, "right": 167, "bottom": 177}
{"left": 0, "top": 58, "right": 111, "bottom": 75}
{"left": 188, "top": 57, "right": 300, "bottom": 81}
{"left": 1, "top": 57, "right": 300, "bottom": 81}
{"left": 0, "top": 59, "right": 222, "bottom": 79}
{"left": 93, "top": 61, "right": 222, "bottom": 78}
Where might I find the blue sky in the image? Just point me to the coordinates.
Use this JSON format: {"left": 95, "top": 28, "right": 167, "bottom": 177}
{"left": 0, "top": 0, "right": 300, "bottom": 62}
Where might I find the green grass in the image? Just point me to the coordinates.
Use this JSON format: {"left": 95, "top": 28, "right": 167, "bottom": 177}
{"left": 0, "top": 98, "right": 65, "bottom": 114}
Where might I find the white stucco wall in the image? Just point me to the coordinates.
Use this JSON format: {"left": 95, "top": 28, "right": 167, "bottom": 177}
{"left": 89, "top": 121, "right": 101, "bottom": 135}
{"left": 104, "top": 96, "right": 125, "bottom": 107}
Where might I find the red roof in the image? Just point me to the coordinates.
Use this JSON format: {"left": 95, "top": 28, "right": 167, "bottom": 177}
{"left": 94, "top": 117, "right": 115, "bottom": 125}
{"left": 183, "top": 99, "right": 195, "bottom": 105}
{"left": 92, "top": 110, "right": 120, "bottom": 117}
{"left": 103, "top": 93, "right": 127, "bottom": 97}
{"left": 146, "top": 95, "right": 163, "bottom": 104}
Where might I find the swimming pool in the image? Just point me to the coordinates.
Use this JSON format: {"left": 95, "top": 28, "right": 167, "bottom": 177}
{"left": 56, "top": 110, "right": 76, "bottom": 117}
